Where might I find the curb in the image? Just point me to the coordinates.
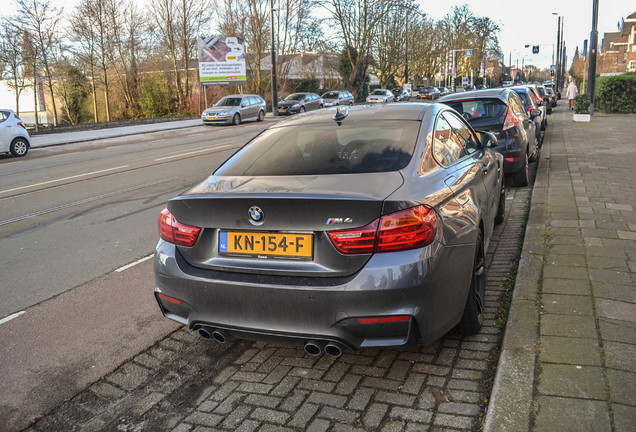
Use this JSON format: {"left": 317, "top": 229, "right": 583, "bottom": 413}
{"left": 483, "top": 134, "right": 551, "bottom": 430}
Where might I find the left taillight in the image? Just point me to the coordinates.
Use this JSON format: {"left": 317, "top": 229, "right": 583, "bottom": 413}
{"left": 327, "top": 205, "right": 438, "bottom": 254}
{"left": 158, "top": 208, "right": 201, "bottom": 247}
{"left": 17, "top": 121, "right": 27, "bottom": 129}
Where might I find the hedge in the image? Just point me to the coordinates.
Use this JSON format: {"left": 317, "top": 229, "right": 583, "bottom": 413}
{"left": 595, "top": 73, "right": 636, "bottom": 113}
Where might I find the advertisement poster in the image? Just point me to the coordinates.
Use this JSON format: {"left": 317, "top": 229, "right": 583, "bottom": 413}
{"left": 198, "top": 36, "right": 247, "bottom": 84}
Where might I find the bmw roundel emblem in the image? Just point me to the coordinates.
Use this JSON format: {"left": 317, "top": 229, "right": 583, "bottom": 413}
{"left": 248, "top": 206, "right": 264, "bottom": 225}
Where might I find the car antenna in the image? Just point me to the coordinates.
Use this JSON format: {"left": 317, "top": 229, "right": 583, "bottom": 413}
{"left": 332, "top": 107, "right": 348, "bottom": 126}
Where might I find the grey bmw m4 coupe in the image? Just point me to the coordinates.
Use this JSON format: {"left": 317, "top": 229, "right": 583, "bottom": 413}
{"left": 154, "top": 103, "right": 504, "bottom": 357}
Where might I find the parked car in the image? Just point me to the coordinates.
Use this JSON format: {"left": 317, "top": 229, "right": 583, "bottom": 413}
{"left": 0, "top": 109, "right": 30, "bottom": 157}
{"left": 321, "top": 90, "right": 355, "bottom": 107}
{"left": 202, "top": 95, "right": 266, "bottom": 126}
{"left": 533, "top": 85, "right": 552, "bottom": 114}
{"left": 440, "top": 87, "right": 451, "bottom": 96}
{"left": 510, "top": 86, "right": 545, "bottom": 147}
{"left": 439, "top": 88, "right": 539, "bottom": 187}
{"left": 417, "top": 87, "right": 441, "bottom": 100}
{"left": 544, "top": 87, "right": 557, "bottom": 108}
{"left": 154, "top": 103, "right": 504, "bottom": 355}
{"left": 366, "top": 89, "right": 394, "bottom": 104}
{"left": 278, "top": 92, "right": 323, "bottom": 115}
{"left": 392, "top": 88, "right": 411, "bottom": 101}
{"left": 512, "top": 86, "right": 547, "bottom": 131}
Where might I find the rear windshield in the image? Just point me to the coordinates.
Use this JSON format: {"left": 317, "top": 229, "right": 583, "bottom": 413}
{"left": 215, "top": 120, "right": 419, "bottom": 176}
{"left": 512, "top": 90, "right": 530, "bottom": 106}
{"left": 442, "top": 99, "right": 508, "bottom": 125}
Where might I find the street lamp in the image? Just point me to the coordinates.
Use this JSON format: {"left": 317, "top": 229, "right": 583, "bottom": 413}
{"left": 270, "top": 0, "right": 278, "bottom": 116}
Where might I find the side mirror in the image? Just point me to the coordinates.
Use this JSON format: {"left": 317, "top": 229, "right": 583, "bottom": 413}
{"left": 477, "top": 130, "right": 498, "bottom": 148}
{"left": 241, "top": 103, "right": 247, "bottom": 108}
{"left": 529, "top": 108, "right": 541, "bottom": 117}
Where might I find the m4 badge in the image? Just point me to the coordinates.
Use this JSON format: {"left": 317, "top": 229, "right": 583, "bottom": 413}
{"left": 326, "top": 218, "right": 353, "bottom": 225}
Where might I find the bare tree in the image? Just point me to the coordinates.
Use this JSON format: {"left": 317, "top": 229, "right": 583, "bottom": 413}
{"left": 16, "top": 0, "right": 62, "bottom": 127}
{"left": 22, "top": 30, "right": 40, "bottom": 131}
{"left": 149, "top": 0, "right": 209, "bottom": 109}
{"left": 0, "top": 19, "right": 27, "bottom": 115}
{"left": 326, "top": 0, "right": 401, "bottom": 91}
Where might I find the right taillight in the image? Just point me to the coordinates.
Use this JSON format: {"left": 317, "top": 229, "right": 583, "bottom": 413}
{"left": 158, "top": 208, "right": 201, "bottom": 247}
{"left": 327, "top": 205, "right": 438, "bottom": 254}
{"left": 502, "top": 107, "right": 519, "bottom": 131}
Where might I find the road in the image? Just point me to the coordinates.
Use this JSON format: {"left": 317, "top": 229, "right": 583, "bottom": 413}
{"left": 0, "top": 121, "right": 271, "bottom": 430}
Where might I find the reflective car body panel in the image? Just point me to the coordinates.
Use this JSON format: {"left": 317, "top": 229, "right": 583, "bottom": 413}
{"left": 154, "top": 104, "right": 504, "bottom": 350}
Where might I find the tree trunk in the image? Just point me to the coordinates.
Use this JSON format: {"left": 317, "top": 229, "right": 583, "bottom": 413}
{"left": 32, "top": 73, "right": 39, "bottom": 133}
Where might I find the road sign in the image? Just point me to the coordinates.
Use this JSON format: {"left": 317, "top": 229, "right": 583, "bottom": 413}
{"left": 550, "top": 64, "right": 556, "bottom": 72}
{"left": 465, "top": 50, "right": 472, "bottom": 58}
{"left": 532, "top": 45, "right": 539, "bottom": 54}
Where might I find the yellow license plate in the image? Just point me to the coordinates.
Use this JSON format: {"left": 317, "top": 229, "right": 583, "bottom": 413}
{"left": 207, "top": 116, "right": 217, "bottom": 120}
{"left": 219, "top": 231, "right": 313, "bottom": 259}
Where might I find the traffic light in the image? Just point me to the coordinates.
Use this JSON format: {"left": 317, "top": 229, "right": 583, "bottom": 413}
{"left": 532, "top": 45, "right": 540, "bottom": 54}
{"left": 551, "top": 70, "right": 555, "bottom": 76}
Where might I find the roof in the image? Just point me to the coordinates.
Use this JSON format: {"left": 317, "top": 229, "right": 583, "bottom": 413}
{"left": 270, "top": 104, "right": 435, "bottom": 128}
{"left": 601, "top": 32, "right": 620, "bottom": 51}
{"left": 438, "top": 88, "right": 509, "bottom": 103}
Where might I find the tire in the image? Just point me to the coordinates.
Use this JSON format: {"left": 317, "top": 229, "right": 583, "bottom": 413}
{"left": 232, "top": 113, "right": 241, "bottom": 125}
{"left": 513, "top": 152, "right": 529, "bottom": 187}
{"left": 494, "top": 184, "right": 505, "bottom": 225}
{"left": 299, "top": 106, "right": 306, "bottom": 113}
{"left": 10, "top": 138, "right": 29, "bottom": 157}
{"left": 257, "top": 110, "right": 264, "bottom": 122}
{"left": 460, "top": 231, "right": 486, "bottom": 334}
{"left": 538, "top": 130, "right": 545, "bottom": 147}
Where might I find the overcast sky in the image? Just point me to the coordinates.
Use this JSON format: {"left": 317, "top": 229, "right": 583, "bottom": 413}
{"left": 2, "top": 0, "right": 634, "bottom": 70}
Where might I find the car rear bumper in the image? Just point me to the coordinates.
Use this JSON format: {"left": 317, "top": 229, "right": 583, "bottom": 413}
{"left": 154, "top": 239, "right": 473, "bottom": 350}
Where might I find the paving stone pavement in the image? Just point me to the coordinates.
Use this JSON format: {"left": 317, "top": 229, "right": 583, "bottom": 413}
{"left": 485, "top": 108, "right": 636, "bottom": 432}
{"left": 24, "top": 130, "right": 536, "bottom": 432}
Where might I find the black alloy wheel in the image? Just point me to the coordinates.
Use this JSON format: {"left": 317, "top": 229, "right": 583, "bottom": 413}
{"left": 495, "top": 184, "right": 505, "bottom": 225}
{"left": 460, "top": 231, "right": 486, "bottom": 334}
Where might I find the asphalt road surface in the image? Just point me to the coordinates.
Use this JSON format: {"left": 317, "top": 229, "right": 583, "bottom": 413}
{"left": 0, "top": 121, "right": 271, "bottom": 430}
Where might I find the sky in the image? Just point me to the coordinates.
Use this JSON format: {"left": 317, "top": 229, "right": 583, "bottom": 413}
{"left": 422, "top": 0, "right": 635, "bottom": 69}
{"left": 2, "top": 0, "right": 634, "bottom": 70}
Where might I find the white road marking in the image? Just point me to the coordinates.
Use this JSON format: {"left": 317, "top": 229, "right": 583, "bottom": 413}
{"left": 115, "top": 254, "right": 154, "bottom": 273}
{"left": 155, "top": 143, "right": 235, "bottom": 161}
{"left": 0, "top": 166, "right": 129, "bottom": 195}
{"left": 0, "top": 311, "right": 25, "bottom": 325}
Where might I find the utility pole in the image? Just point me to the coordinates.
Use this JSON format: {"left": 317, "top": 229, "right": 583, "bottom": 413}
{"left": 588, "top": 0, "right": 599, "bottom": 115}
{"left": 556, "top": 16, "right": 561, "bottom": 91}
{"left": 270, "top": 0, "right": 278, "bottom": 116}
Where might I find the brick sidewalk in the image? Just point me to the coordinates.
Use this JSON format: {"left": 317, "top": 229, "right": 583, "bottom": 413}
{"left": 22, "top": 135, "right": 536, "bottom": 430}
{"left": 485, "top": 109, "right": 636, "bottom": 432}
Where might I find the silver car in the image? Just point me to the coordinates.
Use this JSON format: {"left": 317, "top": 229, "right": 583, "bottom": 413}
{"left": 366, "top": 89, "right": 394, "bottom": 104}
{"left": 321, "top": 90, "right": 355, "bottom": 107}
{"left": 0, "top": 109, "right": 30, "bottom": 157}
{"left": 202, "top": 94, "right": 266, "bottom": 126}
{"left": 154, "top": 104, "right": 504, "bottom": 356}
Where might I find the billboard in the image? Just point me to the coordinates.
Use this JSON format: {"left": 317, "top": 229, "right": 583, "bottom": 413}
{"left": 198, "top": 36, "right": 246, "bottom": 85}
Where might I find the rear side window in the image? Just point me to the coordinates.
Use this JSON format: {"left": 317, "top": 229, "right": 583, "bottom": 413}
{"left": 215, "top": 120, "right": 419, "bottom": 176}
{"left": 433, "top": 113, "right": 466, "bottom": 166}
{"left": 513, "top": 90, "right": 530, "bottom": 107}
{"left": 0, "top": 111, "right": 8, "bottom": 122}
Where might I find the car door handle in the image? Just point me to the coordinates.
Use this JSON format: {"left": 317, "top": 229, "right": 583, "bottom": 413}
{"left": 482, "top": 165, "right": 489, "bottom": 174}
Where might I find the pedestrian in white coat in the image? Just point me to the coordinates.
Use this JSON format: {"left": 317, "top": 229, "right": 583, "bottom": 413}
{"left": 566, "top": 81, "right": 578, "bottom": 110}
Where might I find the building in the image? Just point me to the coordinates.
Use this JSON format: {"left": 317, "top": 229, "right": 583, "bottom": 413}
{"left": 599, "top": 11, "right": 636, "bottom": 74}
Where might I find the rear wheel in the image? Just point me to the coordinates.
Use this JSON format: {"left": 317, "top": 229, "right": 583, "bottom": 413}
{"left": 232, "top": 113, "right": 241, "bottom": 125}
{"left": 460, "top": 232, "right": 486, "bottom": 334}
{"left": 513, "top": 152, "right": 529, "bottom": 187}
{"left": 10, "top": 138, "right": 29, "bottom": 157}
{"left": 257, "top": 110, "right": 265, "bottom": 122}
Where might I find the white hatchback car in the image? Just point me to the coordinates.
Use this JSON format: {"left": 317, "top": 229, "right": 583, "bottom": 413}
{"left": 0, "top": 109, "right": 30, "bottom": 157}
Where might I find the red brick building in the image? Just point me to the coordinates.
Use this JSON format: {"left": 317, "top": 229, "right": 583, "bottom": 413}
{"left": 599, "top": 11, "right": 636, "bottom": 74}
